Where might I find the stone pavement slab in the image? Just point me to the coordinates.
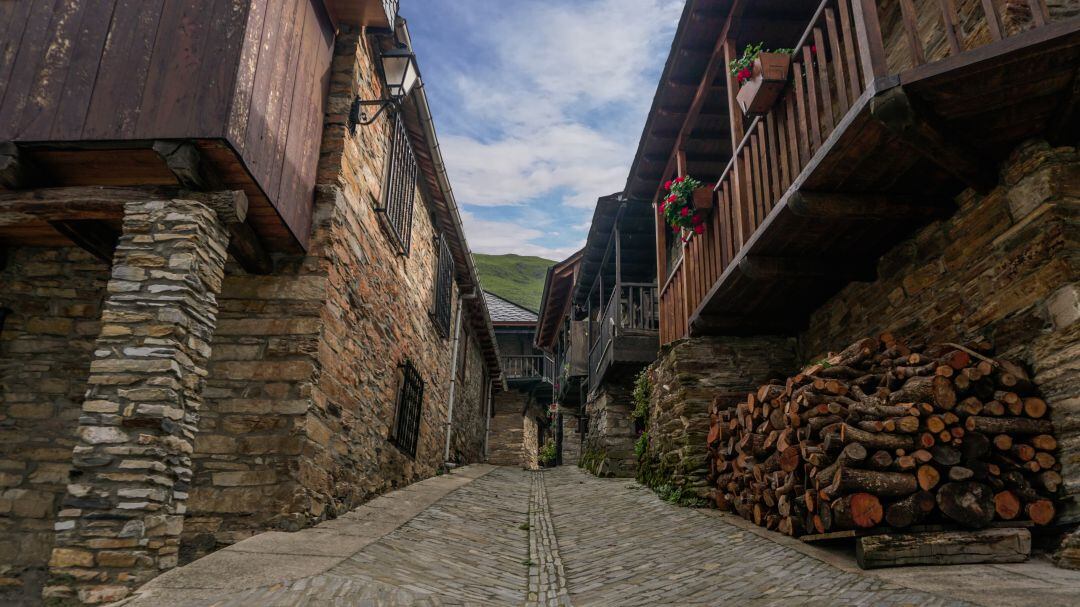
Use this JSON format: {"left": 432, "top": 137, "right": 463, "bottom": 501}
{"left": 111, "top": 464, "right": 1080, "bottom": 606}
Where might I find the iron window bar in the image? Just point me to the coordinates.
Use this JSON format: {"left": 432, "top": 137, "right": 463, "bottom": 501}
{"left": 431, "top": 234, "right": 455, "bottom": 337}
{"left": 373, "top": 112, "right": 417, "bottom": 256}
{"left": 392, "top": 360, "right": 424, "bottom": 458}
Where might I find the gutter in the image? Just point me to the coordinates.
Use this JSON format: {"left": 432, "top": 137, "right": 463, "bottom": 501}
{"left": 397, "top": 18, "right": 506, "bottom": 392}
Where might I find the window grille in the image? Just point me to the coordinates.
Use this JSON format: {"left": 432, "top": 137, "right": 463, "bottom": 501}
{"left": 392, "top": 360, "right": 424, "bottom": 457}
{"left": 376, "top": 112, "right": 417, "bottom": 255}
{"left": 432, "top": 235, "right": 454, "bottom": 337}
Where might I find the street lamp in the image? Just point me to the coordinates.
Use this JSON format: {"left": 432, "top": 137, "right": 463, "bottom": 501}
{"left": 350, "top": 45, "right": 420, "bottom": 131}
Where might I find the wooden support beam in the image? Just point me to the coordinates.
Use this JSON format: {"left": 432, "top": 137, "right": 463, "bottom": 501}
{"left": 870, "top": 88, "right": 997, "bottom": 193}
{"left": 788, "top": 191, "right": 956, "bottom": 221}
{"left": 0, "top": 142, "right": 41, "bottom": 190}
{"left": 690, "top": 313, "right": 799, "bottom": 336}
{"left": 0, "top": 187, "right": 246, "bottom": 225}
{"left": 49, "top": 220, "right": 119, "bottom": 264}
{"left": 738, "top": 255, "right": 876, "bottom": 282}
{"left": 153, "top": 140, "right": 224, "bottom": 191}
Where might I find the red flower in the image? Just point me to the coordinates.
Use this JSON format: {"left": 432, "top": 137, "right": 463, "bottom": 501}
{"left": 664, "top": 180, "right": 672, "bottom": 190}
{"left": 810, "top": 44, "right": 817, "bottom": 54}
{"left": 693, "top": 224, "right": 705, "bottom": 235}
{"left": 675, "top": 176, "right": 684, "bottom": 184}
{"left": 679, "top": 207, "right": 689, "bottom": 217}
{"left": 666, "top": 194, "right": 676, "bottom": 202}
{"left": 672, "top": 225, "right": 680, "bottom": 234}
{"left": 691, "top": 213, "right": 703, "bottom": 226}
{"left": 738, "top": 68, "right": 752, "bottom": 82}
{"left": 659, "top": 202, "right": 666, "bottom": 213}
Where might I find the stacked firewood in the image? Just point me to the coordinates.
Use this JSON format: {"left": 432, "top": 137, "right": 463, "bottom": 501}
{"left": 706, "top": 334, "right": 1059, "bottom": 537}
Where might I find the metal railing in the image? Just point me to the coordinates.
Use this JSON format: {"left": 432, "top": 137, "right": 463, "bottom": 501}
{"left": 502, "top": 355, "right": 545, "bottom": 380}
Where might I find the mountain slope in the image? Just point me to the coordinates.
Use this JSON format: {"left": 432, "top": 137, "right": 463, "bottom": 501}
{"left": 473, "top": 253, "right": 554, "bottom": 313}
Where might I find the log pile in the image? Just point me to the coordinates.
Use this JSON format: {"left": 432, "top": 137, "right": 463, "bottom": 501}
{"left": 706, "top": 334, "right": 1060, "bottom": 538}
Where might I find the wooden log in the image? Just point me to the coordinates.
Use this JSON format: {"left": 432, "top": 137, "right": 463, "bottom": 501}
{"left": 1023, "top": 397, "right": 1047, "bottom": 419}
{"left": 840, "top": 424, "right": 913, "bottom": 451}
{"left": 856, "top": 528, "right": 1031, "bottom": 569}
{"left": 994, "top": 490, "right": 1021, "bottom": 520}
{"left": 832, "top": 467, "right": 918, "bottom": 498}
{"left": 868, "top": 450, "right": 894, "bottom": 470}
{"left": 932, "top": 375, "right": 956, "bottom": 409}
{"left": 917, "top": 465, "right": 941, "bottom": 491}
{"left": 948, "top": 466, "right": 974, "bottom": 482}
{"left": 885, "top": 490, "right": 935, "bottom": 528}
{"left": 930, "top": 445, "right": 961, "bottom": 466}
{"left": 937, "top": 482, "right": 995, "bottom": 528}
{"left": 965, "top": 416, "right": 1053, "bottom": 435}
{"left": 815, "top": 442, "right": 868, "bottom": 484}
{"left": 1032, "top": 434, "right": 1057, "bottom": 451}
{"left": 1037, "top": 470, "right": 1063, "bottom": 493}
{"left": 832, "top": 493, "right": 883, "bottom": 529}
{"left": 888, "top": 376, "right": 934, "bottom": 405}
{"left": 1026, "top": 499, "right": 1055, "bottom": 525}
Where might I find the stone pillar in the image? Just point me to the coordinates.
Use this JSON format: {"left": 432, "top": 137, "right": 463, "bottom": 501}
{"left": 639, "top": 336, "right": 796, "bottom": 496}
{"left": 44, "top": 197, "right": 232, "bottom": 605}
{"left": 581, "top": 380, "right": 638, "bottom": 478}
{"left": 560, "top": 414, "right": 582, "bottom": 466}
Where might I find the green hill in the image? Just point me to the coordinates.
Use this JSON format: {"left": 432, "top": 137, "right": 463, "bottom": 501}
{"left": 473, "top": 253, "right": 555, "bottom": 312}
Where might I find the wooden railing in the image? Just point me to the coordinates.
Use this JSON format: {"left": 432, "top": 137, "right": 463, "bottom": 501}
{"left": 658, "top": 0, "right": 1058, "bottom": 345}
{"left": 588, "top": 283, "right": 659, "bottom": 393}
{"left": 502, "top": 355, "right": 545, "bottom": 380}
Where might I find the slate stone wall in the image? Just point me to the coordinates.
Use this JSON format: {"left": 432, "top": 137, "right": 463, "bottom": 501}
{"left": 581, "top": 379, "right": 637, "bottom": 478}
{"left": 487, "top": 391, "right": 526, "bottom": 467}
{"left": 0, "top": 247, "right": 109, "bottom": 606}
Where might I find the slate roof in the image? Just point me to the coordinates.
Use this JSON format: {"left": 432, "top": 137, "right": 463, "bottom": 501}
{"left": 484, "top": 291, "right": 538, "bottom": 324}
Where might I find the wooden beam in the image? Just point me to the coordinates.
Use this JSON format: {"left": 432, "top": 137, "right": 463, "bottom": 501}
{"left": 228, "top": 221, "right": 273, "bottom": 275}
{"left": 870, "top": 88, "right": 996, "bottom": 192}
{"left": 788, "top": 191, "right": 956, "bottom": 220}
{"left": 0, "top": 186, "right": 246, "bottom": 225}
{"left": 738, "top": 255, "right": 876, "bottom": 282}
{"left": 0, "top": 142, "right": 41, "bottom": 190}
{"left": 690, "top": 313, "right": 798, "bottom": 336}
{"left": 153, "top": 141, "right": 224, "bottom": 190}
{"left": 49, "top": 220, "right": 119, "bottom": 264}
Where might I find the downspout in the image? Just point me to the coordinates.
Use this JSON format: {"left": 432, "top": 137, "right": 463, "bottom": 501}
{"left": 483, "top": 378, "right": 493, "bottom": 460}
{"left": 445, "top": 289, "right": 477, "bottom": 463}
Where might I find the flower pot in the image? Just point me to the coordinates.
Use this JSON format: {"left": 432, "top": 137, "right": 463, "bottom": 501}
{"left": 736, "top": 53, "right": 791, "bottom": 117}
{"left": 691, "top": 186, "right": 713, "bottom": 211}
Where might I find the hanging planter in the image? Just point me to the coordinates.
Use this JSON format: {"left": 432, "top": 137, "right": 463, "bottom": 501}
{"left": 660, "top": 176, "right": 709, "bottom": 243}
{"left": 730, "top": 43, "right": 792, "bottom": 117}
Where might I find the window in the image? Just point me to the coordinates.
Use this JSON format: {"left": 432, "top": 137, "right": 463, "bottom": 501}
{"left": 431, "top": 234, "right": 454, "bottom": 337}
{"left": 376, "top": 112, "right": 417, "bottom": 255}
{"left": 391, "top": 360, "right": 424, "bottom": 457}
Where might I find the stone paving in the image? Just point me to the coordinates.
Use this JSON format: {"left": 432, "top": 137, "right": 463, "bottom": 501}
{"left": 114, "top": 464, "right": 1080, "bottom": 606}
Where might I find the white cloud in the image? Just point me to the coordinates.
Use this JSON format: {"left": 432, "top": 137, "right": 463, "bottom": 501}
{"left": 461, "top": 212, "right": 583, "bottom": 260}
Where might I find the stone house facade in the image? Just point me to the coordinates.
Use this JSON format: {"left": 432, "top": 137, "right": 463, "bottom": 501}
{"left": 623, "top": 0, "right": 1079, "bottom": 564}
{"left": 0, "top": 3, "right": 501, "bottom": 605}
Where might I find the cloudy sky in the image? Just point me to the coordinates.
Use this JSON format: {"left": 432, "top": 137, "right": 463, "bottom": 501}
{"left": 406, "top": 0, "right": 683, "bottom": 261}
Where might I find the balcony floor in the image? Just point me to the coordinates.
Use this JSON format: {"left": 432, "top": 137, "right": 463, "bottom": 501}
{"left": 690, "top": 18, "right": 1080, "bottom": 336}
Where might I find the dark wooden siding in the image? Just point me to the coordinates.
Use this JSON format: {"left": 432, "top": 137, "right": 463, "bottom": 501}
{"left": 0, "top": 0, "right": 334, "bottom": 249}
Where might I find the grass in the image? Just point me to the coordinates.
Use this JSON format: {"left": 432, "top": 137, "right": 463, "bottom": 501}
{"left": 473, "top": 253, "right": 555, "bottom": 312}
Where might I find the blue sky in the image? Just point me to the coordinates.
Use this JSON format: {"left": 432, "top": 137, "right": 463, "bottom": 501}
{"left": 405, "top": 0, "right": 683, "bottom": 261}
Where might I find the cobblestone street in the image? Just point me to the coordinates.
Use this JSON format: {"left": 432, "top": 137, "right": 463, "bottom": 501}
{"left": 116, "top": 465, "right": 1080, "bottom": 606}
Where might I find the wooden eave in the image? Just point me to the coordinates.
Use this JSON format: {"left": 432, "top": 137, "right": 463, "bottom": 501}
{"left": 572, "top": 194, "right": 656, "bottom": 307}
{"left": 534, "top": 250, "right": 583, "bottom": 351}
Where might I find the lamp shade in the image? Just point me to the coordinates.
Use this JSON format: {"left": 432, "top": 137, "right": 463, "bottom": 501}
{"left": 380, "top": 46, "right": 419, "bottom": 100}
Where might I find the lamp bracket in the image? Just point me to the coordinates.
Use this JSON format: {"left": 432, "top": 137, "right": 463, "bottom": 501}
{"left": 349, "top": 97, "right": 401, "bottom": 133}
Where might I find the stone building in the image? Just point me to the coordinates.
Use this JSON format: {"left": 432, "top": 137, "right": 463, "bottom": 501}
{"left": 535, "top": 251, "right": 587, "bottom": 467}
{"left": 624, "top": 0, "right": 1079, "bottom": 563}
{"left": 0, "top": 2, "right": 501, "bottom": 604}
{"left": 542, "top": 196, "right": 659, "bottom": 478}
{"left": 484, "top": 292, "right": 555, "bottom": 469}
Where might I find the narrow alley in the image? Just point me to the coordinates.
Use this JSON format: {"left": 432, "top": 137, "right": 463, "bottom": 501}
{"left": 113, "top": 466, "right": 1080, "bottom": 607}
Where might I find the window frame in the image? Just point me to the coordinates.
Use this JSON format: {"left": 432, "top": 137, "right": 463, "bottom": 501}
{"left": 390, "top": 360, "right": 425, "bottom": 458}
{"left": 374, "top": 111, "right": 418, "bottom": 256}
{"left": 431, "top": 233, "right": 454, "bottom": 337}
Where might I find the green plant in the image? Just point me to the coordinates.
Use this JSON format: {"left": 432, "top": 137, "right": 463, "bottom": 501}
{"left": 519, "top": 522, "right": 530, "bottom": 531}
{"left": 631, "top": 369, "right": 651, "bottom": 422}
{"left": 634, "top": 431, "right": 649, "bottom": 459}
{"left": 660, "top": 175, "right": 706, "bottom": 241}
{"left": 728, "top": 42, "right": 794, "bottom": 84}
{"left": 539, "top": 439, "right": 557, "bottom": 467}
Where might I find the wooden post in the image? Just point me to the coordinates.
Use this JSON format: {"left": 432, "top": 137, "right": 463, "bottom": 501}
{"left": 850, "top": 0, "right": 888, "bottom": 88}
{"left": 723, "top": 39, "right": 745, "bottom": 148}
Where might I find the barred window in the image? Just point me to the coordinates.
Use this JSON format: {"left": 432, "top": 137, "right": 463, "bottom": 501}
{"left": 391, "top": 360, "right": 424, "bottom": 457}
{"left": 376, "top": 112, "right": 417, "bottom": 255}
{"left": 432, "top": 234, "right": 454, "bottom": 337}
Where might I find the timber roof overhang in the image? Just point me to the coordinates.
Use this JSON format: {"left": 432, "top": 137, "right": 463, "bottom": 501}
{"left": 571, "top": 194, "right": 656, "bottom": 308}
{"left": 623, "top": 0, "right": 818, "bottom": 202}
{"left": 390, "top": 20, "right": 504, "bottom": 388}
{"left": 534, "top": 250, "right": 583, "bottom": 352}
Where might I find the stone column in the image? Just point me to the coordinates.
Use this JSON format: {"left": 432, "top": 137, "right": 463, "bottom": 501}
{"left": 44, "top": 196, "right": 234, "bottom": 605}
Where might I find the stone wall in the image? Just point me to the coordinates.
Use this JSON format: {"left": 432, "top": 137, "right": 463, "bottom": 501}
{"left": 450, "top": 330, "right": 489, "bottom": 465}
{"left": 639, "top": 337, "right": 796, "bottom": 496}
{"left": 580, "top": 379, "right": 637, "bottom": 478}
{"left": 797, "top": 141, "right": 1079, "bottom": 524}
{"left": 523, "top": 415, "right": 541, "bottom": 471}
{"left": 487, "top": 391, "right": 526, "bottom": 467}
{"left": 0, "top": 247, "right": 109, "bottom": 606}
{"left": 561, "top": 414, "right": 582, "bottom": 466}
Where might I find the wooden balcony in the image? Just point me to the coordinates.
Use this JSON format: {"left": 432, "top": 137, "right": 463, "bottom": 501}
{"left": 588, "top": 283, "right": 660, "bottom": 394}
{"left": 656, "top": 0, "right": 1080, "bottom": 344}
{"left": 0, "top": 0, "right": 394, "bottom": 255}
{"left": 502, "top": 355, "right": 546, "bottom": 381}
